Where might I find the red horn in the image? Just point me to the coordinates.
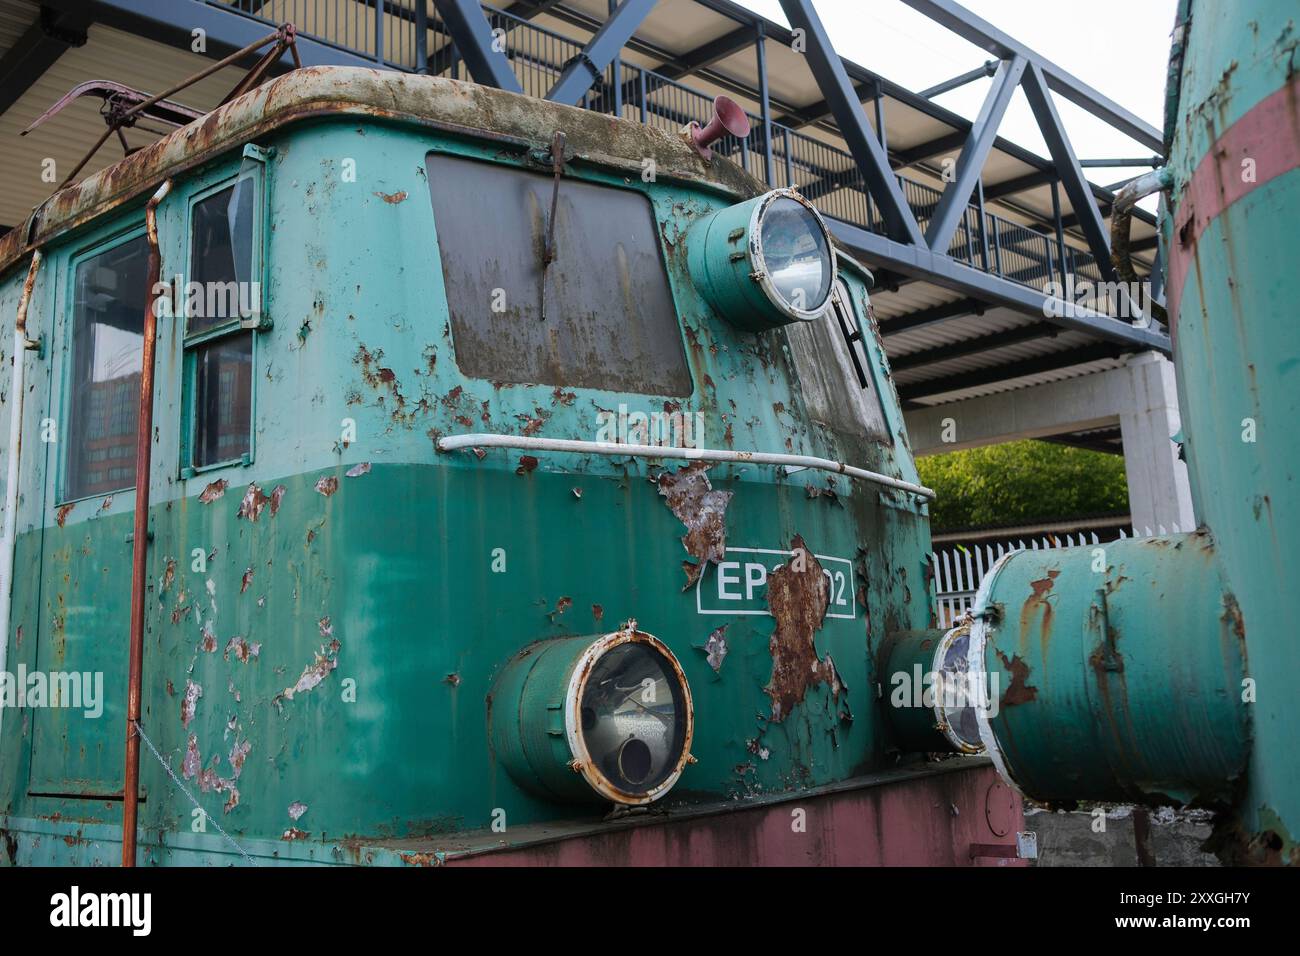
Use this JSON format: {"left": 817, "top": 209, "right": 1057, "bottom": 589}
{"left": 690, "top": 95, "right": 751, "bottom": 160}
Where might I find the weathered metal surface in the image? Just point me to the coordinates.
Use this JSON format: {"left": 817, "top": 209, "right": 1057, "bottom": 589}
{"left": 0, "top": 64, "right": 953, "bottom": 864}
{"left": 1160, "top": 0, "right": 1300, "bottom": 864}
{"left": 970, "top": 532, "right": 1250, "bottom": 810}
{"left": 0, "top": 759, "right": 1020, "bottom": 866}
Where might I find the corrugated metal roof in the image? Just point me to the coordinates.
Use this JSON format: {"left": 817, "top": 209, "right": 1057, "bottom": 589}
{"left": 892, "top": 329, "right": 1097, "bottom": 385}
{"left": 883, "top": 305, "right": 1034, "bottom": 354}
{"left": 907, "top": 356, "right": 1130, "bottom": 406}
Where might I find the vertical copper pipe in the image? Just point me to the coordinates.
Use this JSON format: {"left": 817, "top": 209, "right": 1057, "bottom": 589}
{"left": 122, "top": 178, "right": 171, "bottom": 868}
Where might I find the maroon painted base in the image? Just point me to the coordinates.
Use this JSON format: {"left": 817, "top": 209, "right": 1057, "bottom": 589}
{"left": 450, "top": 762, "right": 1026, "bottom": 866}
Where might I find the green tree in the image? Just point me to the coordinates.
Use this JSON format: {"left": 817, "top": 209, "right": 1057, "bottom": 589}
{"left": 916, "top": 440, "right": 1129, "bottom": 531}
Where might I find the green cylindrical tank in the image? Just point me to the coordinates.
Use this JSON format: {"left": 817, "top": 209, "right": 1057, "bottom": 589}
{"left": 958, "top": 0, "right": 1300, "bottom": 864}
{"left": 1161, "top": 0, "right": 1300, "bottom": 861}
{"left": 969, "top": 533, "right": 1250, "bottom": 808}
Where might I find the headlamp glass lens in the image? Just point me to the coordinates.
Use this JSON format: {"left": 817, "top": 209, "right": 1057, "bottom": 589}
{"left": 759, "top": 196, "right": 833, "bottom": 312}
{"left": 937, "top": 629, "right": 982, "bottom": 751}
{"left": 579, "top": 643, "right": 688, "bottom": 796}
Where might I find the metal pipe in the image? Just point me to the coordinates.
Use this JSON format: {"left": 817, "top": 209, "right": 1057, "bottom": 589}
{"left": 1110, "top": 165, "right": 1170, "bottom": 284}
{"left": 755, "top": 24, "right": 774, "bottom": 185}
{"left": 437, "top": 433, "right": 936, "bottom": 499}
{"left": 122, "top": 178, "right": 171, "bottom": 868}
{"left": 1079, "top": 156, "right": 1163, "bottom": 168}
{"left": 918, "top": 59, "right": 998, "bottom": 99}
{"left": 0, "top": 250, "right": 43, "bottom": 748}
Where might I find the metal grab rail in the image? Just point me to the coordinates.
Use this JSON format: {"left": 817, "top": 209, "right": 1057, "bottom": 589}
{"left": 437, "top": 433, "right": 936, "bottom": 499}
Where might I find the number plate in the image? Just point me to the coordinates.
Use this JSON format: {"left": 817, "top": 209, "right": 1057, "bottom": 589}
{"left": 695, "top": 547, "right": 856, "bottom": 620}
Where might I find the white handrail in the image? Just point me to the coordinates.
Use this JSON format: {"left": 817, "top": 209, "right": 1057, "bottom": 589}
{"left": 437, "top": 432, "right": 935, "bottom": 499}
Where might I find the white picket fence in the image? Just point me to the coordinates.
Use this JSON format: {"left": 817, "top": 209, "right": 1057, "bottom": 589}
{"left": 930, "top": 525, "right": 1184, "bottom": 627}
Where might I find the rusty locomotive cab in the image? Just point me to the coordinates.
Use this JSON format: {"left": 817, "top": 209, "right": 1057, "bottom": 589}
{"left": 0, "top": 67, "right": 1022, "bottom": 867}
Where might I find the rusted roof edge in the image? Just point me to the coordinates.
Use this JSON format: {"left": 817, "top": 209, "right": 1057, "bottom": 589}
{"left": 0, "top": 67, "right": 768, "bottom": 280}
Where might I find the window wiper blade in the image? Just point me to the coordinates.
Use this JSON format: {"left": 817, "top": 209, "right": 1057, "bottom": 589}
{"left": 540, "top": 130, "right": 566, "bottom": 323}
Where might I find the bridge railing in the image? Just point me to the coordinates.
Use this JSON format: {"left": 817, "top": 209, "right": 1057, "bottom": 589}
{"left": 210, "top": 0, "right": 1093, "bottom": 295}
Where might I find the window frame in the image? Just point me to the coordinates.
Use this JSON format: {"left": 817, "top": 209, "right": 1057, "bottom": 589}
{"left": 835, "top": 269, "right": 898, "bottom": 447}
{"left": 178, "top": 155, "right": 268, "bottom": 478}
{"left": 57, "top": 221, "right": 153, "bottom": 506}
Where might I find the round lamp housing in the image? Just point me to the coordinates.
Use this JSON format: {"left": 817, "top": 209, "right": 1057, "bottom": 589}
{"left": 489, "top": 625, "right": 694, "bottom": 805}
{"left": 687, "top": 188, "right": 837, "bottom": 331}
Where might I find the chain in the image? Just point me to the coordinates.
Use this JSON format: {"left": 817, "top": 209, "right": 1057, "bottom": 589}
{"left": 131, "top": 720, "right": 258, "bottom": 867}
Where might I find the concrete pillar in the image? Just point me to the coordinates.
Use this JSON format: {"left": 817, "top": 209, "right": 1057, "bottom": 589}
{"left": 1118, "top": 351, "right": 1195, "bottom": 534}
{"left": 902, "top": 351, "right": 1195, "bottom": 533}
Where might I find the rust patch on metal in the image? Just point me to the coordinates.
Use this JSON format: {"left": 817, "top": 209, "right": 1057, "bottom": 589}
{"left": 516, "top": 455, "right": 539, "bottom": 475}
{"left": 278, "top": 637, "right": 342, "bottom": 702}
{"left": 704, "top": 625, "right": 728, "bottom": 673}
{"left": 162, "top": 558, "right": 176, "bottom": 592}
{"left": 55, "top": 503, "right": 74, "bottom": 527}
{"left": 236, "top": 483, "right": 271, "bottom": 521}
{"left": 180, "top": 679, "right": 202, "bottom": 728}
{"left": 315, "top": 475, "right": 339, "bottom": 496}
{"left": 399, "top": 851, "right": 445, "bottom": 867}
{"left": 374, "top": 189, "right": 407, "bottom": 204}
{"left": 269, "top": 483, "right": 287, "bottom": 515}
{"left": 182, "top": 735, "right": 201, "bottom": 779}
{"left": 1019, "top": 568, "right": 1059, "bottom": 645}
{"left": 517, "top": 406, "right": 548, "bottom": 436}
{"left": 240, "top": 566, "right": 253, "bottom": 593}
{"left": 996, "top": 649, "right": 1039, "bottom": 707}
{"left": 282, "top": 828, "right": 309, "bottom": 841}
{"left": 656, "top": 462, "right": 733, "bottom": 590}
{"left": 547, "top": 596, "right": 572, "bottom": 621}
{"left": 223, "top": 636, "right": 261, "bottom": 663}
{"left": 763, "top": 535, "right": 843, "bottom": 721}
{"left": 345, "top": 462, "right": 371, "bottom": 478}
{"left": 592, "top": 603, "right": 603, "bottom": 623}
{"left": 198, "top": 478, "right": 228, "bottom": 503}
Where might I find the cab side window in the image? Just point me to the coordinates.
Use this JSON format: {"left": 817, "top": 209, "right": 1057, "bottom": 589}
{"left": 65, "top": 233, "right": 151, "bottom": 501}
{"left": 182, "top": 172, "right": 261, "bottom": 473}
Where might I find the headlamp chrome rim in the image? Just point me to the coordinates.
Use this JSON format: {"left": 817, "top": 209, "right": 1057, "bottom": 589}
{"left": 931, "top": 622, "right": 985, "bottom": 755}
{"left": 563, "top": 626, "right": 695, "bottom": 805}
{"left": 747, "top": 188, "right": 837, "bottom": 321}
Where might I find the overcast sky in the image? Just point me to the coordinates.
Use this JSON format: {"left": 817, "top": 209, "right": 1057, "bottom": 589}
{"left": 736, "top": 0, "right": 1177, "bottom": 186}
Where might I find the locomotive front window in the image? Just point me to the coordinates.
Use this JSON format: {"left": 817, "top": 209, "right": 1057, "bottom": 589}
{"left": 425, "top": 152, "right": 691, "bottom": 395}
{"left": 182, "top": 172, "right": 260, "bottom": 473}
{"left": 64, "top": 232, "right": 152, "bottom": 501}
